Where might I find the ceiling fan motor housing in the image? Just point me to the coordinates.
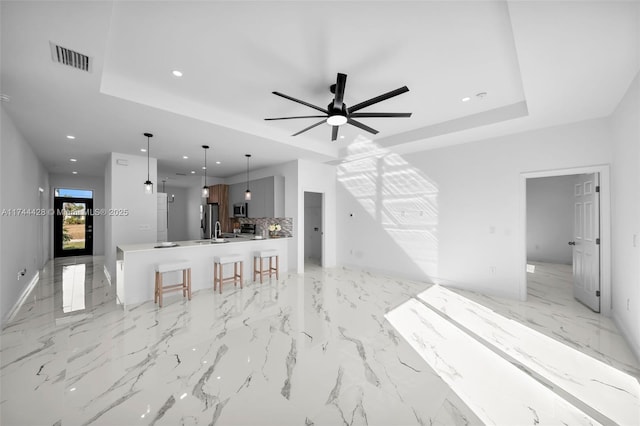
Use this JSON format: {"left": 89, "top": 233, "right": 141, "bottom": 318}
{"left": 328, "top": 102, "right": 347, "bottom": 117}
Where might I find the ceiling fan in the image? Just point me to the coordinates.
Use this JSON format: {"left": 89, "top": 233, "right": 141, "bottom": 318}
{"left": 265, "top": 73, "right": 411, "bottom": 141}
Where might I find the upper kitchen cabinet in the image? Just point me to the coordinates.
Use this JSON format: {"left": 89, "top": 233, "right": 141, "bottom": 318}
{"left": 207, "top": 184, "right": 227, "bottom": 205}
{"left": 208, "top": 184, "right": 230, "bottom": 231}
{"left": 229, "top": 176, "right": 284, "bottom": 218}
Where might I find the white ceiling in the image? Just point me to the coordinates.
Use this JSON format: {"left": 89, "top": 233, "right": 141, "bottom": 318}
{"left": 1, "top": 1, "right": 638, "bottom": 186}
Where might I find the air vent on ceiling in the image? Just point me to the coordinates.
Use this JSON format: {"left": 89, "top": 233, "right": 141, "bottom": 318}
{"left": 49, "top": 42, "right": 92, "bottom": 72}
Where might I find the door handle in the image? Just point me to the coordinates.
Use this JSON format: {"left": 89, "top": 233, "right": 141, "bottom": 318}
{"left": 568, "top": 241, "right": 576, "bottom": 246}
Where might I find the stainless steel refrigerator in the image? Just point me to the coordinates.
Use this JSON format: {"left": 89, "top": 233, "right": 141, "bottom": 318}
{"left": 200, "top": 203, "right": 219, "bottom": 239}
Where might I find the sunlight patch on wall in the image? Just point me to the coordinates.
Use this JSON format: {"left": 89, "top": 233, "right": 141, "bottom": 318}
{"left": 338, "top": 136, "right": 439, "bottom": 278}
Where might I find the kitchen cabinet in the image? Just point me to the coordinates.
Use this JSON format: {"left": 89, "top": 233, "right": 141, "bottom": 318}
{"left": 207, "top": 184, "right": 224, "bottom": 204}
{"left": 229, "top": 176, "right": 284, "bottom": 218}
{"left": 207, "top": 184, "right": 229, "bottom": 231}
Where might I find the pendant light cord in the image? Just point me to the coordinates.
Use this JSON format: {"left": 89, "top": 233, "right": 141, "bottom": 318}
{"left": 147, "top": 136, "right": 150, "bottom": 181}
{"left": 246, "top": 154, "right": 251, "bottom": 191}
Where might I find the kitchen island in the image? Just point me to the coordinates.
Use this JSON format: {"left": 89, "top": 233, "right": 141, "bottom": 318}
{"left": 116, "top": 236, "right": 289, "bottom": 307}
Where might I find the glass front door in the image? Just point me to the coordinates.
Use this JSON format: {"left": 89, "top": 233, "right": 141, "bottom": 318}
{"left": 54, "top": 197, "right": 93, "bottom": 257}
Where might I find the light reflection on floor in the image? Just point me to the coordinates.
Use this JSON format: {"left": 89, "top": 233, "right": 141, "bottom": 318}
{"left": 62, "top": 263, "right": 86, "bottom": 313}
{"left": 387, "top": 262, "right": 640, "bottom": 425}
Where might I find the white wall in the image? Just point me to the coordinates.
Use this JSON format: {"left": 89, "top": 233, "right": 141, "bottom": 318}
{"left": 526, "top": 175, "right": 574, "bottom": 264}
{"left": 1, "top": 106, "right": 50, "bottom": 323}
{"left": 104, "top": 152, "right": 157, "bottom": 280}
{"left": 304, "top": 192, "right": 322, "bottom": 260}
{"left": 337, "top": 118, "right": 612, "bottom": 299}
{"left": 49, "top": 173, "right": 105, "bottom": 255}
{"left": 610, "top": 72, "right": 640, "bottom": 361}
{"left": 164, "top": 185, "right": 189, "bottom": 242}
{"left": 186, "top": 184, "right": 203, "bottom": 240}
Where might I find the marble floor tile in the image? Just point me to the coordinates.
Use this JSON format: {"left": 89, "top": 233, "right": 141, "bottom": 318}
{"left": 1, "top": 258, "right": 637, "bottom": 425}
{"left": 454, "top": 262, "right": 640, "bottom": 380}
{"left": 386, "top": 299, "right": 600, "bottom": 425}
{"left": 1, "top": 256, "right": 479, "bottom": 425}
{"left": 418, "top": 284, "right": 639, "bottom": 425}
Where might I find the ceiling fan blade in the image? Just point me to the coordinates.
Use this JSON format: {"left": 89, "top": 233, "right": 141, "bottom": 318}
{"left": 333, "top": 73, "right": 347, "bottom": 110}
{"left": 272, "top": 91, "right": 329, "bottom": 114}
{"left": 349, "top": 112, "right": 412, "bottom": 118}
{"left": 265, "top": 115, "right": 327, "bottom": 120}
{"left": 291, "top": 119, "right": 326, "bottom": 136}
{"left": 347, "top": 118, "right": 379, "bottom": 135}
{"left": 331, "top": 125, "right": 339, "bottom": 141}
{"left": 348, "top": 86, "right": 409, "bottom": 113}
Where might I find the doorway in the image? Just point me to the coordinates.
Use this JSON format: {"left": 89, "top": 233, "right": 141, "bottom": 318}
{"left": 54, "top": 189, "right": 94, "bottom": 257}
{"left": 304, "top": 192, "right": 323, "bottom": 266}
{"left": 521, "top": 166, "right": 610, "bottom": 316}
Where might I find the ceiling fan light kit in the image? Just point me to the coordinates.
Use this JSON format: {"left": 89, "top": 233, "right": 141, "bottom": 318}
{"left": 265, "top": 72, "right": 412, "bottom": 141}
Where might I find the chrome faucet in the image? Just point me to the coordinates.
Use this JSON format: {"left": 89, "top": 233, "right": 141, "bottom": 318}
{"left": 214, "top": 221, "right": 221, "bottom": 239}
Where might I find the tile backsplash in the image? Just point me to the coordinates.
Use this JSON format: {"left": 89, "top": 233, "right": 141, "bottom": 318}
{"left": 233, "top": 217, "right": 293, "bottom": 237}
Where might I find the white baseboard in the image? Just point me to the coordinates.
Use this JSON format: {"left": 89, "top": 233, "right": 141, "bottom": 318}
{"left": 104, "top": 264, "right": 111, "bottom": 286}
{"left": 612, "top": 311, "right": 640, "bottom": 364}
{"left": 4, "top": 271, "right": 39, "bottom": 324}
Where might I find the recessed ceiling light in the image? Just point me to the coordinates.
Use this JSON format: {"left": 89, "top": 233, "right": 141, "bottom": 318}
{"left": 190, "top": 170, "right": 196, "bottom": 174}
{"left": 339, "top": 135, "right": 345, "bottom": 139}
{"left": 140, "top": 148, "right": 147, "bottom": 152}
{"left": 182, "top": 155, "right": 189, "bottom": 159}
{"left": 66, "top": 135, "right": 75, "bottom": 140}
{"left": 215, "top": 161, "right": 221, "bottom": 164}
{"left": 202, "top": 166, "right": 206, "bottom": 170}
{"left": 461, "top": 97, "right": 471, "bottom": 102}
{"left": 72, "top": 171, "right": 78, "bottom": 175}
{"left": 0, "top": 94, "right": 10, "bottom": 102}
{"left": 172, "top": 70, "right": 183, "bottom": 77}
{"left": 70, "top": 158, "right": 77, "bottom": 162}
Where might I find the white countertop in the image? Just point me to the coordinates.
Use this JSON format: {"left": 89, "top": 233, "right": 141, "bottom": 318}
{"left": 118, "top": 236, "right": 291, "bottom": 253}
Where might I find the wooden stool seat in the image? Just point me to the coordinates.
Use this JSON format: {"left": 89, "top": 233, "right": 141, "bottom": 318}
{"left": 154, "top": 260, "right": 191, "bottom": 308}
{"left": 253, "top": 249, "right": 279, "bottom": 283}
{"left": 214, "top": 254, "right": 243, "bottom": 294}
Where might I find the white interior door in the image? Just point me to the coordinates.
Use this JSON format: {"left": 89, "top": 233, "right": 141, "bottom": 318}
{"left": 571, "top": 173, "right": 600, "bottom": 312}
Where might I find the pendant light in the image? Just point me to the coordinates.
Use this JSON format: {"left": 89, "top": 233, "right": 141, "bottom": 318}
{"left": 143, "top": 133, "right": 153, "bottom": 194}
{"left": 245, "top": 154, "right": 252, "bottom": 201}
{"left": 201, "top": 145, "right": 210, "bottom": 198}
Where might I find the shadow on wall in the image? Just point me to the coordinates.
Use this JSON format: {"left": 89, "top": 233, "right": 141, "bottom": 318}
{"left": 337, "top": 136, "right": 439, "bottom": 279}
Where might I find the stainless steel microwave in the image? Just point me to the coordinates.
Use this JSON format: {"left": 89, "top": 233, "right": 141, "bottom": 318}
{"left": 233, "top": 203, "right": 247, "bottom": 217}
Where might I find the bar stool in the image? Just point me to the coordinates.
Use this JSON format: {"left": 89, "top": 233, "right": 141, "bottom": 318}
{"left": 155, "top": 260, "right": 192, "bottom": 308}
{"left": 213, "top": 254, "right": 244, "bottom": 294}
{"left": 253, "top": 249, "right": 279, "bottom": 283}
